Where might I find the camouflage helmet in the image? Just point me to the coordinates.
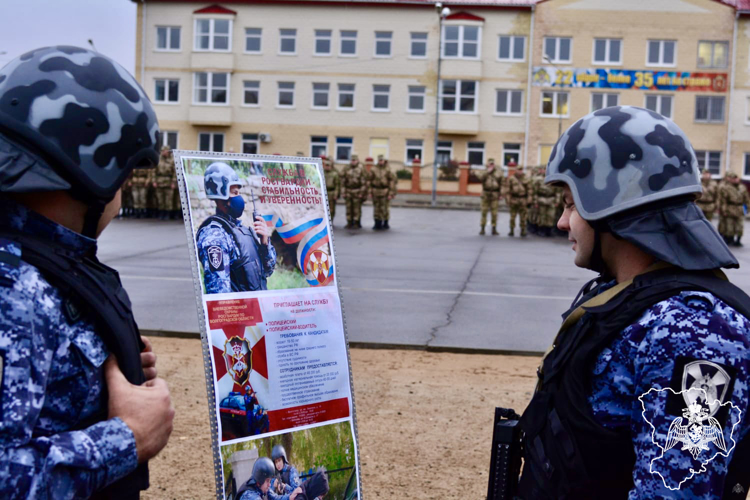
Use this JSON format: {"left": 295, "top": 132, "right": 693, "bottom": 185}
{"left": 545, "top": 106, "right": 700, "bottom": 221}
{"left": 271, "top": 444, "right": 288, "bottom": 465}
{"left": 204, "top": 162, "right": 241, "bottom": 200}
{"left": 251, "top": 457, "right": 276, "bottom": 486}
{"left": 0, "top": 46, "right": 160, "bottom": 203}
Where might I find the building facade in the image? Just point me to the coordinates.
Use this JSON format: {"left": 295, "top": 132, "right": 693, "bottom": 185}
{"left": 134, "top": 0, "right": 750, "bottom": 180}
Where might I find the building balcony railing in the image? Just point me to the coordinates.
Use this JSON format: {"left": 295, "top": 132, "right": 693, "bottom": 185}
{"left": 189, "top": 106, "right": 233, "bottom": 126}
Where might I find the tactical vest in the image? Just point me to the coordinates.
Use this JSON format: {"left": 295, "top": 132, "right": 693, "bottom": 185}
{"left": 199, "top": 215, "right": 267, "bottom": 292}
{"left": 280, "top": 465, "right": 293, "bottom": 486}
{"left": 0, "top": 230, "right": 149, "bottom": 500}
{"left": 518, "top": 266, "right": 750, "bottom": 499}
{"left": 236, "top": 479, "right": 261, "bottom": 499}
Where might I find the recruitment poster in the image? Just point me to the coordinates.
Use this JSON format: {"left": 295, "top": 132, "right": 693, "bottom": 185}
{"left": 174, "top": 151, "right": 361, "bottom": 500}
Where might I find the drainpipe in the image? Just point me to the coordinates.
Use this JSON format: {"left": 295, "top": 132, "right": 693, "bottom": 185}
{"left": 726, "top": 11, "right": 738, "bottom": 176}
{"left": 522, "top": 5, "right": 535, "bottom": 169}
{"left": 140, "top": 0, "right": 147, "bottom": 84}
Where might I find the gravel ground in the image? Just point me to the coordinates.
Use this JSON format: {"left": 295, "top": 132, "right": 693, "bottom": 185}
{"left": 143, "top": 337, "right": 540, "bottom": 499}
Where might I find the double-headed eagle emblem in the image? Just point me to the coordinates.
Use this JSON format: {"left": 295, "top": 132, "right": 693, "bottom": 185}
{"left": 665, "top": 401, "right": 727, "bottom": 460}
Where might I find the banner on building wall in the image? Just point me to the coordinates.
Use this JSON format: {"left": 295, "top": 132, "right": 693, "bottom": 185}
{"left": 174, "top": 151, "right": 360, "bottom": 500}
{"left": 531, "top": 66, "right": 728, "bottom": 92}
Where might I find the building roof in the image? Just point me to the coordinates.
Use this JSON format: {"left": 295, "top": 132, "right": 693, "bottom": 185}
{"left": 138, "top": 0, "right": 541, "bottom": 8}
{"left": 194, "top": 3, "right": 238, "bottom": 14}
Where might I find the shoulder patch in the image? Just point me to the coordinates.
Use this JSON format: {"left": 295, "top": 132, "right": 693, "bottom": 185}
{"left": 0, "top": 238, "right": 21, "bottom": 287}
{"left": 666, "top": 356, "right": 737, "bottom": 426}
{"left": 207, "top": 245, "right": 224, "bottom": 271}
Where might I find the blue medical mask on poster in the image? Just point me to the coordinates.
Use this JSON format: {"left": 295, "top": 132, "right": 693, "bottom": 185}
{"left": 227, "top": 195, "right": 245, "bottom": 219}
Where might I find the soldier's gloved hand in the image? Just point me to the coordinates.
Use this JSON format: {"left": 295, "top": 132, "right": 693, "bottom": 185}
{"left": 254, "top": 215, "right": 271, "bottom": 245}
{"left": 289, "top": 486, "right": 303, "bottom": 500}
{"left": 105, "top": 356, "right": 175, "bottom": 464}
{"left": 140, "top": 336, "right": 158, "bottom": 381}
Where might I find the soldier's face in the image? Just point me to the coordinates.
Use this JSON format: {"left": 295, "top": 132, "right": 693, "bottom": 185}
{"left": 261, "top": 478, "right": 272, "bottom": 493}
{"left": 275, "top": 458, "right": 284, "bottom": 471}
{"left": 558, "top": 186, "right": 595, "bottom": 270}
{"left": 96, "top": 189, "right": 122, "bottom": 238}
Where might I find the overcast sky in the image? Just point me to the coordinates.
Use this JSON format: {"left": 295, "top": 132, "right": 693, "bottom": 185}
{"left": 0, "top": 0, "right": 137, "bottom": 73}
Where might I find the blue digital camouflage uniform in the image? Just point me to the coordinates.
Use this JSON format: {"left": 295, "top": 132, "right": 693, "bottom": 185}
{"left": 196, "top": 212, "right": 277, "bottom": 294}
{"left": 238, "top": 484, "right": 265, "bottom": 500}
{"left": 589, "top": 290, "right": 750, "bottom": 498}
{"left": 0, "top": 198, "right": 137, "bottom": 498}
{"left": 271, "top": 464, "right": 301, "bottom": 495}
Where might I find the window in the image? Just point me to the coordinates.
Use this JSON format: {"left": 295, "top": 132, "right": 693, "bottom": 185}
{"left": 194, "top": 19, "right": 231, "bottom": 51}
{"left": 593, "top": 38, "right": 621, "bottom": 64}
{"left": 744, "top": 153, "right": 750, "bottom": 178}
{"left": 544, "top": 37, "right": 572, "bottom": 63}
{"left": 277, "top": 82, "right": 295, "bottom": 107}
{"left": 591, "top": 93, "right": 619, "bottom": 112}
{"left": 198, "top": 132, "right": 224, "bottom": 152}
{"left": 495, "top": 89, "right": 523, "bottom": 115}
{"left": 498, "top": 36, "right": 525, "bottom": 61}
{"left": 315, "top": 30, "right": 332, "bottom": 55}
{"left": 698, "top": 41, "right": 729, "bottom": 69}
{"left": 311, "top": 136, "right": 328, "bottom": 157}
{"left": 156, "top": 26, "right": 180, "bottom": 51}
{"left": 503, "top": 143, "right": 521, "bottom": 167}
{"left": 645, "top": 94, "right": 673, "bottom": 119}
{"left": 159, "top": 131, "right": 178, "bottom": 149}
{"left": 340, "top": 30, "right": 357, "bottom": 56}
{"left": 337, "top": 84, "right": 355, "bottom": 110}
{"left": 695, "top": 96, "right": 725, "bottom": 123}
{"left": 375, "top": 31, "right": 392, "bottom": 57}
{"left": 193, "top": 72, "right": 229, "bottom": 104}
{"left": 647, "top": 40, "right": 676, "bottom": 66}
{"left": 372, "top": 84, "right": 390, "bottom": 111}
{"left": 410, "top": 32, "right": 427, "bottom": 58}
{"left": 245, "top": 28, "right": 262, "bottom": 53}
{"left": 436, "top": 141, "right": 452, "bottom": 168}
{"left": 335, "top": 137, "right": 353, "bottom": 161}
{"left": 440, "top": 80, "right": 477, "bottom": 113}
{"left": 154, "top": 79, "right": 179, "bottom": 103}
{"left": 539, "top": 145, "right": 554, "bottom": 166}
{"left": 467, "top": 142, "right": 485, "bottom": 166}
{"left": 370, "top": 138, "right": 389, "bottom": 160}
{"left": 407, "top": 86, "right": 426, "bottom": 112}
{"left": 405, "top": 139, "right": 423, "bottom": 165}
{"left": 312, "top": 83, "right": 330, "bottom": 109}
{"left": 242, "top": 134, "right": 259, "bottom": 154}
{"left": 279, "top": 29, "right": 297, "bottom": 54}
{"left": 243, "top": 81, "right": 260, "bottom": 106}
{"left": 443, "top": 25, "right": 480, "bottom": 59}
{"left": 695, "top": 150, "right": 722, "bottom": 177}
{"left": 541, "top": 91, "right": 569, "bottom": 117}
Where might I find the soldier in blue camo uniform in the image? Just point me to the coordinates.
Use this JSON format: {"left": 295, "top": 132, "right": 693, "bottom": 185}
{"left": 517, "top": 106, "right": 750, "bottom": 499}
{"left": 237, "top": 457, "right": 302, "bottom": 500}
{"left": 196, "top": 162, "right": 276, "bottom": 294}
{"left": 0, "top": 47, "right": 174, "bottom": 498}
{"left": 270, "top": 444, "right": 301, "bottom": 496}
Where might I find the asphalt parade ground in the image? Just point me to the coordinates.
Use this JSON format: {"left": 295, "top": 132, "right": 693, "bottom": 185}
{"left": 98, "top": 205, "right": 750, "bottom": 355}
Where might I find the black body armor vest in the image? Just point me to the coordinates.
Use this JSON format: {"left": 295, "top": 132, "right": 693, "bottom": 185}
{"left": 518, "top": 267, "right": 750, "bottom": 499}
{"left": 199, "top": 215, "right": 267, "bottom": 292}
{"left": 1, "top": 230, "right": 148, "bottom": 499}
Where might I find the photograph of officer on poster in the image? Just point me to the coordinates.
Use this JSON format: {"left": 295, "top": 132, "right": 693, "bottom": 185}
{"left": 181, "top": 156, "right": 335, "bottom": 294}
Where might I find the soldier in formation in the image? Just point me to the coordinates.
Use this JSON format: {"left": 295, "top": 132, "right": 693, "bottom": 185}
{"left": 476, "top": 158, "right": 503, "bottom": 235}
{"left": 697, "top": 169, "right": 719, "bottom": 221}
{"left": 120, "top": 170, "right": 135, "bottom": 217}
{"left": 532, "top": 166, "right": 560, "bottom": 237}
{"left": 368, "top": 154, "right": 397, "bottom": 230}
{"left": 718, "top": 172, "right": 749, "bottom": 247}
{"left": 322, "top": 156, "right": 341, "bottom": 225}
{"left": 526, "top": 166, "right": 544, "bottom": 235}
{"left": 130, "top": 162, "right": 154, "bottom": 219}
{"left": 155, "top": 145, "right": 177, "bottom": 220}
{"left": 341, "top": 154, "right": 368, "bottom": 229}
{"left": 505, "top": 167, "right": 532, "bottom": 237}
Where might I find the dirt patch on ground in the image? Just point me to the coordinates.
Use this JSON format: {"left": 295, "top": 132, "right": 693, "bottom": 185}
{"left": 144, "top": 337, "right": 540, "bottom": 499}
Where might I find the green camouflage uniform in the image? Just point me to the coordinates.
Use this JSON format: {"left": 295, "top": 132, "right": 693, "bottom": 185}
{"left": 719, "top": 174, "right": 749, "bottom": 244}
{"left": 155, "top": 146, "right": 176, "bottom": 220}
{"left": 121, "top": 170, "right": 134, "bottom": 217}
{"left": 368, "top": 155, "right": 397, "bottom": 230}
{"left": 533, "top": 174, "right": 559, "bottom": 236}
{"left": 506, "top": 171, "right": 531, "bottom": 237}
{"left": 527, "top": 168, "right": 544, "bottom": 233}
{"left": 130, "top": 165, "right": 154, "bottom": 218}
{"left": 341, "top": 155, "right": 368, "bottom": 229}
{"left": 323, "top": 158, "right": 341, "bottom": 222}
{"left": 475, "top": 160, "right": 503, "bottom": 235}
{"left": 697, "top": 175, "right": 719, "bottom": 222}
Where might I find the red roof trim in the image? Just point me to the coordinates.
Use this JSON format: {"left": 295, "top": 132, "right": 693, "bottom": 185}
{"left": 141, "top": 0, "right": 536, "bottom": 9}
{"left": 194, "top": 4, "right": 238, "bottom": 14}
{"left": 446, "top": 11, "right": 485, "bottom": 20}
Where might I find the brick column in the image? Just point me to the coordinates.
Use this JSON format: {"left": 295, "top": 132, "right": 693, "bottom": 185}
{"left": 411, "top": 158, "right": 421, "bottom": 193}
{"left": 458, "top": 161, "right": 470, "bottom": 195}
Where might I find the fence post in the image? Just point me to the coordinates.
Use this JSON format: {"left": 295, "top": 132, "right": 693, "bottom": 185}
{"left": 459, "top": 161, "right": 470, "bottom": 195}
{"left": 411, "top": 158, "right": 421, "bottom": 193}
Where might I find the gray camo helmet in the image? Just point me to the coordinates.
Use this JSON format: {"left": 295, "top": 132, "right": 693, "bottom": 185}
{"left": 204, "top": 162, "right": 241, "bottom": 200}
{"left": 545, "top": 106, "right": 700, "bottom": 221}
{"left": 271, "top": 444, "right": 288, "bottom": 464}
{"left": 0, "top": 46, "right": 160, "bottom": 203}
{"left": 252, "top": 457, "right": 276, "bottom": 485}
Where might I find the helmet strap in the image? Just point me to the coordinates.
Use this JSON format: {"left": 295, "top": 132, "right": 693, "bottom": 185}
{"left": 588, "top": 221, "right": 613, "bottom": 279}
{"left": 82, "top": 200, "right": 105, "bottom": 239}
